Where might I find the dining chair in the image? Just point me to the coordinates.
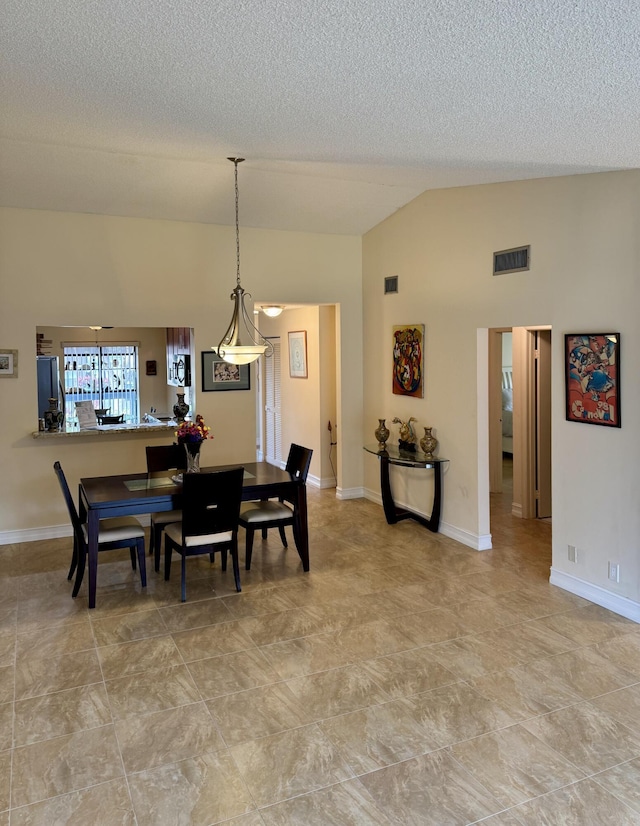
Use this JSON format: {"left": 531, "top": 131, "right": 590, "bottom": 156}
{"left": 53, "top": 461, "right": 147, "bottom": 603}
{"left": 145, "top": 444, "right": 187, "bottom": 572}
{"left": 164, "top": 467, "right": 244, "bottom": 601}
{"left": 239, "top": 443, "right": 313, "bottom": 570}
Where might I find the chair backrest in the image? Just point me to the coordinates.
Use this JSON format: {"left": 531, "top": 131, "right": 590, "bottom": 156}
{"left": 285, "top": 443, "right": 313, "bottom": 483}
{"left": 53, "top": 461, "right": 85, "bottom": 548}
{"left": 181, "top": 467, "right": 245, "bottom": 540}
{"left": 146, "top": 444, "right": 187, "bottom": 473}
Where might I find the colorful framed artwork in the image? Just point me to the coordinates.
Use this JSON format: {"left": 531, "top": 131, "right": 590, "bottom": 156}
{"left": 0, "top": 349, "right": 18, "bottom": 378}
{"left": 288, "top": 331, "right": 308, "bottom": 378}
{"left": 565, "top": 333, "right": 620, "bottom": 427}
{"left": 201, "top": 352, "right": 250, "bottom": 391}
{"left": 392, "top": 325, "right": 424, "bottom": 397}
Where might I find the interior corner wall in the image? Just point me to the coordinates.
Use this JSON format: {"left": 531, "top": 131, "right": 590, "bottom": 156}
{"left": 362, "top": 170, "right": 640, "bottom": 612}
{"left": 318, "top": 305, "right": 337, "bottom": 487}
{"left": 0, "top": 207, "right": 361, "bottom": 538}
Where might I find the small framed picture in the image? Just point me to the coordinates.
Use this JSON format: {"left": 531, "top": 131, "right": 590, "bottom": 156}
{"left": 565, "top": 333, "right": 620, "bottom": 427}
{"left": 201, "top": 352, "right": 250, "bottom": 391}
{"left": 0, "top": 349, "right": 18, "bottom": 378}
{"left": 288, "top": 331, "right": 308, "bottom": 378}
{"left": 145, "top": 360, "right": 157, "bottom": 376}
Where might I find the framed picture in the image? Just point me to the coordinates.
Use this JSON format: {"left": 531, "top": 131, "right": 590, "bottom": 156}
{"left": 0, "top": 349, "right": 18, "bottom": 378}
{"left": 565, "top": 333, "right": 620, "bottom": 427}
{"left": 201, "top": 351, "right": 250, "bottom": 391}
{"left": 288, "top": 331, "right": 308, "bottom": 378}
{"left": 392, "top": 325, "right": 424, "bottom": 397}
{"left": 145, "top": 360, "right": 157, "bottom": 376}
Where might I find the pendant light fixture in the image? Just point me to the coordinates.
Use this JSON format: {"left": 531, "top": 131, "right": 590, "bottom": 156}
{"left": 213, "top": 158, "right": 273, "bottom": 365}
{"left": 261, "top": 305, "right": 284, "bottom": 317}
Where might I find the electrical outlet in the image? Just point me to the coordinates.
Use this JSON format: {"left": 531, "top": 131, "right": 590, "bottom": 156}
{"left": 608, "top": 562, "right": 620, "bottom": 583}
{"left": 567, "top": 545, "right": 577, "bottom": 563}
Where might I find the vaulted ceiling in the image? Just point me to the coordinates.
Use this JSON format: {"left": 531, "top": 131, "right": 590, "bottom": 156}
{"left": 1, "top": 1, "right": 638, "bottom": 235}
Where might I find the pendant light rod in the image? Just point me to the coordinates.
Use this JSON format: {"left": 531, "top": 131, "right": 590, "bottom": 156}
{"left": 229, "top": 157, "right": 244, "bottom": 288}
{"left": 213, "top": 158, "right": 273, "bottom": 365}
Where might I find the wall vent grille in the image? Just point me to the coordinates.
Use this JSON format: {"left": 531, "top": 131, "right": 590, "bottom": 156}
{"left": 384, "top": 276, "right": 399, "bottom": 294}
{"left": 493, "top": 245, "right": 530, "bottom": 275}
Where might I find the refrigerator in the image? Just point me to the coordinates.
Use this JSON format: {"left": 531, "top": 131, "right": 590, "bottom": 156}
{"left": 37, "top": 356, "right": 66, "bottom": 421}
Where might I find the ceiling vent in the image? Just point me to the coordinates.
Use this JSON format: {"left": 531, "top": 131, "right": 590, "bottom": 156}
{"left": 493, "top": 245, "right": 530, "bottom": 275}
{"left": 384, "top": 276, "right": 399, "bottom": 294}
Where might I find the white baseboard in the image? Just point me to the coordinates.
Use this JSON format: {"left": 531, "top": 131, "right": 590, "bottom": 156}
{"left": 363, "top": 488, "right": 384, "bottom": 508}
{"left": 550, "top": 567, "right": 640, "bottom": 623}
{"left": 337, "top": 486, "right": 365, "bottom": 500}
{"left": 0, "top": 524, "right": 72, "bottom": 546}
{"left": 439, "top": 522, "right": 493, "bottom": 551}
{"left": 0, "top": 514, "right": 153, "bottom": 547}
{"left": 363, "top": 487, "right": 491, "bottom": 551}
{"left": 306, "top": 473, "right": 337, "bottom": 490}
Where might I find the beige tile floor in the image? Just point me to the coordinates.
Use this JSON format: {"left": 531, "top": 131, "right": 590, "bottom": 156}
{"left": 2, "top": 471, "right": 640, "bottom": 824}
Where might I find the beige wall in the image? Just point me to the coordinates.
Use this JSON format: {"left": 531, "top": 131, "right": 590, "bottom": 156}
{"left": 4, "top": 171, "right": 637, "bottom": 614}
{"left": 0, "top": 208, "right": 361, "bottom": 538}
{"left": 363, "top": 170, "right": 640, "bottom": 608}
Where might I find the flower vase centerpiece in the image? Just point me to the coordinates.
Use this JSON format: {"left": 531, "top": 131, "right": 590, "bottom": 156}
{"left": 175, "top": 414, "right": 212, "bottom": 473}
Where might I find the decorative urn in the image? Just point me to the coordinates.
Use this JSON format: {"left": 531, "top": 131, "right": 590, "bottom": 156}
{"left": 374, "top": 419, "right": 390, "bottom": 450}
{"left": 173, "top": 391, "right": 190, "bottom": 423}
{"left": 420, "top": 426, "right": 438, "bottom": 458}
{"left": 44, "top": 398, "right": 64, "bottom": 432}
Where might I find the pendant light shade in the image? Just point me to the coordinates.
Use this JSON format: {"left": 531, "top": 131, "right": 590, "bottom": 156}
{"left": 261, "top": 305, "right": 284, "bottom": 318}
{"left": 213, "top": 158, "right": 273, "bottom": 365}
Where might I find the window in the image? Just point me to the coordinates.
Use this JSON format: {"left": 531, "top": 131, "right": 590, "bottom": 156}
{"left": 63, "top": 344, "right": 140, "bottom": 426}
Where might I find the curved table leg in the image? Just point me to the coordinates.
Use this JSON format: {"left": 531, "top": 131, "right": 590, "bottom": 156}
{"left": 378, "top": 455, "right": 443, "bottom": 532}
{"left": 379, "top": 455, "right": 399, "bottom": 524}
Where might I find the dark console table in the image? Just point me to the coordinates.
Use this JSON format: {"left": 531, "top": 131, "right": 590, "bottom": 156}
{"left": 364, "top": 444, "right": 449, "bottom": 532}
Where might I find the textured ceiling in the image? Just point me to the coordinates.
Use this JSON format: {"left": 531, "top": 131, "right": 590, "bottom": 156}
{"left": 1, "top": 0, "right": 638, "bottom": 235}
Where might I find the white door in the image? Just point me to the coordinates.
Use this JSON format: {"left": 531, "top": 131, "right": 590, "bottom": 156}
{"left": 535, "top": 329, "right": 552, "bottom": 518}
{"left": 264, "top": 339, "right": 282, "bottom": 467}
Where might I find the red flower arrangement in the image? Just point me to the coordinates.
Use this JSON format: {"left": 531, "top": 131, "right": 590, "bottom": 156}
{"left": 175, "top": 414, "right": 212, "bottom": 444}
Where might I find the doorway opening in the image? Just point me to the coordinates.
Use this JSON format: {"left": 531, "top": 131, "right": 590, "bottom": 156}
{"left": 263, "top": 337, "right": 282, "bottom": 467}
{"left": 254, "top": 304, "right": 339, "bottom": 489}
{"left": 487, "top": 326, "right": 552, "bottom": 541}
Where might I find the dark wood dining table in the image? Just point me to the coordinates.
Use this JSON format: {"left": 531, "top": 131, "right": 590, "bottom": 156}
{"left": 79, "top": 461, "right": 310, "bottom": 608}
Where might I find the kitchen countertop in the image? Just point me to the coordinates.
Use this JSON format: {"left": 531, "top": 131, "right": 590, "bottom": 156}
{"left": 32, "top": 421, "right": 178, "bottom": 439}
